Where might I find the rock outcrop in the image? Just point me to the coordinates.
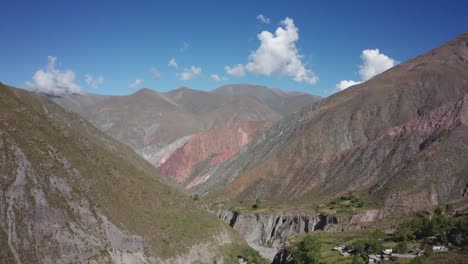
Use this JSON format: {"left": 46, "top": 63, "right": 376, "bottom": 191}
{"left": 213, "top": 209, "right": 341, "bottom": 260}
{"left": 160, "top": 121, "right": 270, "bottom": 186}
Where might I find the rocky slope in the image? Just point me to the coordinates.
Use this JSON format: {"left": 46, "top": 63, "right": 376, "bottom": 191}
{"left": 212, "top": 208, "right": 370, "bottom": 260}
{"left": 160, "top": 121, "right": 270, "bottom": 187}
{"left": 197, "top": 33, "right": 468, "bottom": 216}
{"left": 0, "top": 84, "right": 253, "bottom": 263}
{"left": 52, "top": 85, "right": 321, "bottom": 172}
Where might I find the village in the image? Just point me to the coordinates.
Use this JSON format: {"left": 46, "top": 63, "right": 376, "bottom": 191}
{"left": 332, "top": 244, "right": 449, "bottom": 263}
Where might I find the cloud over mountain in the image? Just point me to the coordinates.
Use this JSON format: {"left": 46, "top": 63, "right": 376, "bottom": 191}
{"left": 336, "top": 49, "right": 397, "bottom": 90}
{"left": 85, "top": 74, "right": 104, "bottom": 89}
{"left": 224, "top": 64, "right": 245, "bottom": 77}
{"left": 177, "top": 66, "right": 202, "bottom": 80}
{"left": 129, "top": 79, "right": 143, "bottom": 89}
{"left": 26, "top": 56, "right": 84, "bottom": 95}
{"left": 228, "top": 17, "right": 318, "bottom": 85}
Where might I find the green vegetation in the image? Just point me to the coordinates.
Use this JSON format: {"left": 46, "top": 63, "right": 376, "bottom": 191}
{"left": 192, "top": 194, "right": 200, "bottom": 201}
{"left": 289, "top": 235, "right": 322, "bottom": 264}
{"left": 253, "top": 198, "right": 262, "bottom": 209}
{"left": 320, "top": 192, "right": 365, "bottom": 216}
{"left": 346, "top": 229, "right": 384, "bottom": 258}
{"left": 395, "top": 208, "right": 468, "bottom": 248}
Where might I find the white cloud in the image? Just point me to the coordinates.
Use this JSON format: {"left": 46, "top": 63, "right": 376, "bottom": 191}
{"left": 150, "top": 67, "right": 161, "bottom": 79}
{"left": 180, "top": 42, "right": 189, "bottom": 53}
{"left": 359, "top": 49, "right": 397, "bottom": 81}
{"left": 129, "top": 79, "right": 143, "bottom": 89}
{"left": 177, "top": 66, "right": 202, "bottom": 80}
{"left": 256, "top": 14, "right": 270, "bottom": 24}
{"left": 211, "top": 74, "right": 228, "bottom": 82}
{"left": 224, "top": 64, "right": 246, "bottom": 77}
{"left": 26, "top": 56, "right": 84, "bottom": 95}
{"left": 335, "top": 49, "right": 397, "bottom": 91}
{"left": 245, "top": 17, "right": 318, "bottom": 84}
{"left": 85, "top": 74, "right": 104, "bottom": 89}
{"left": 336, "top": 80, "right": 362, "bottom": 91}
{"left": 168, "top": 58, "right": 178, "bottom": 68}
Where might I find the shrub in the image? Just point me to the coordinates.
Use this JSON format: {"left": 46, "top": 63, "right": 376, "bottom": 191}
{"left": 352, "top": 255, "right": 365, "bottom": 264}
{"left": 252, "top": 198, "right": 262, "bottom": 209}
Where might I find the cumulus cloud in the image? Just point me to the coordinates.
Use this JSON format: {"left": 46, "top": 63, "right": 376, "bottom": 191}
{"left": 336, "top": 80, "right": 362, "bottom": 91}
{"left": 168, "top": 58, "right": 178, "bottom": 68}
{"left": 256, "top": 14, "right": 270, "bottom": 24}
{"left": 129, "top": 79, "right": 143, "bottom": 89}
{"left": 245, "top": 17, "right": 318, "bottom": 84}
{"left": 335, "top": 49, "right": 397, "bottom": 91}
{"left": 150, "top": 67, "right": 161, "bottom": 79}
{"left": 85, "top": 74, "right": 104, "bottom": 89}
{"left": 211, "top": 74, "right": 228, "bottom": 82}
{"left": 358, "top": 49, "right": 397, "bottom": 81}
{"left": 224, "top": 64, "right": 246, "bottom": 77}
{"left": 26, "top": 56, "right": 84, "bottom": 95}
{"left": 177, "top": 66, "right": 202, "bottom": 80}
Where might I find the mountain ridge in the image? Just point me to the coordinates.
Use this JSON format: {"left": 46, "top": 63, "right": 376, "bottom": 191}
{"left": 193, "top": 32, "right": 468, "bottom": 217}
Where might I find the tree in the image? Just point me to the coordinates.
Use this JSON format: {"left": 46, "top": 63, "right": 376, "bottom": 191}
{"left": 370, "top": 229, "right": 385, "bottom": 240}
{"left": 396, "top": 222, "right": 414, "bottom": 242}
{"left": 365, "top": 238, "right": 383, "bottom": 254}
{"left": 192, "top": 194, "right": 199, "bottom": 201}
{"left": 292, "top": 235, "right": 322, "bottom": 264}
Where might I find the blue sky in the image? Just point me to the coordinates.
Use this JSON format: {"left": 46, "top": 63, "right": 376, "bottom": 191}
{"left": 1, "top": 0, "right": 467, "bottom": 97}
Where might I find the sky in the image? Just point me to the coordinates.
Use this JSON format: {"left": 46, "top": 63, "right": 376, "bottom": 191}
{"left": 1, "top": 0, "right": 467, "bottom": 97}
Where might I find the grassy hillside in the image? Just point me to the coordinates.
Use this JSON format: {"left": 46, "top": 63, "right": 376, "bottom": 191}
{"left": 0, "top": 83, "right": 251, "bottom": 262}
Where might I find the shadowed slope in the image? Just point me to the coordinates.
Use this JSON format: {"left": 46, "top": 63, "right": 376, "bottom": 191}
{"left": 0, "top": 84, "right": 251, "bottom": 263}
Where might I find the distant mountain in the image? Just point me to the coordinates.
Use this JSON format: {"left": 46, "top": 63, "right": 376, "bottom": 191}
{"left": 195, "top": 33, "right": 468, "bottom": 217}
{"left": 160, "top": 121, "right": 271, "bottom": 188}
{"left": 212, "top": 84, "right": 321, "bottom": 116}
{"left": 0, "top": 83, "right": 255, "bottom": 263}
{"left": 52, "top": 85, "right": 321, "bottom": 173}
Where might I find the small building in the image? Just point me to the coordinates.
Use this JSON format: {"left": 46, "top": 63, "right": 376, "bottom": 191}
{"left": 333, "top": 245, "right": 346, "bottom": 251}
{"left": 410, "top": 248, "right": 424, "bottom": 256}
{"left": 368, "top": 254, "right": 381, "bottom": 263}
{"left": 383, "top": 248, "right": 392, "bottom": 255}
{"left": 432, "top": 245, "right": 448, "bottom": 252}
{"left": 340, "top": 251, "right": 350, "bottom": 257}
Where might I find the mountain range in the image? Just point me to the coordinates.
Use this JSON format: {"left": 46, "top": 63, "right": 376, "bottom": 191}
{"left": 1, "top": 32, "right": 468, "bottom": 263}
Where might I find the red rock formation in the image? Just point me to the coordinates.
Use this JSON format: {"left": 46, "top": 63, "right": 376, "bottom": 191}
{"left": 159, "top": 121, "right": 270, "bottom": 184}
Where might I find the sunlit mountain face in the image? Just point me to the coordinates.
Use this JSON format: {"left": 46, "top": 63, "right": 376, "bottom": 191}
{"left": 1, "top": 1, "right": 467, "bottom": 263}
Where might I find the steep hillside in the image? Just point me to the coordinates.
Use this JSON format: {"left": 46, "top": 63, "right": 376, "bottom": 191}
{"left": 197, "top": 33, "right": 468, "bottom": 216}
{"left": 0, "top": 84, "right": 254, "bottom": 263}
{"left": 159, "top": 121, "right": 271, "bottom": 188}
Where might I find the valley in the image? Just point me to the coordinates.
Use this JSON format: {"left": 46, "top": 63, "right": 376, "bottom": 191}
{"left": 1, "top": 2, "right": 468, "bottom": 263}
